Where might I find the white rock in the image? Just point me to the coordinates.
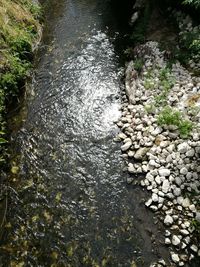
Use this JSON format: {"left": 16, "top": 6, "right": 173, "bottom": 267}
{"left": 177, "top": 142, "right": 189, "bottom": 153}
{"left": 152, "top": 193, "right": 158, "bottom": 202}
{"left": 149, "top": 159, "right": 160, "bottom": 168}
{"left": 173, "top": 187, "right": 181, "bottom": 196}
{"left": 189, "top": 204, "right": 196, "bottom": 212}
{"left": 180, "top": 167, "right": 188, "bottom": 175}
{"left": 182, "top": 198, "right": 190, "bottom": 208}
{"left": 121, "top": 141, "right": 132, "bottom": 151}
{"left": 155, "top": 176, "right": 161, "bottom": 185}
{"left": 171, "top": 253, "right": 180, "bottom": 263}
{"left": 118, "top": 133, "right": 127, "bottom": 139}
{"left": 128, "top": 150, "right": 135, "bottom": 157}
{"left": 191, "top": 244, "right": 198, "bottom": 252}
{"left": 165, "top": 238, "right": 171, "bottom": 244}
{"left": 180, "top": 229, "right": 189, "bottom": 235}
{"left": 186, "top": 149, "right": 195, "bottom": 157}
{"left": 150, "top": 205, "right": 158, "bottom": 211}
{"left": 145, "top": 198, "right": 152, "bottom": 207}
{"left": 134, "top": 147, "right": 149, "bottom": 160}
{"left": 172, "top": 235, "right": 181, "bottom": 246}
{"left": 158, "top": 168, "right": 170, "bottom": 177}
{"left": 195, "top": 212, "right": 200, "bottom": 223}
{"left": 146, "top": 172, "right": 154, "bottom": 182}
{"left": 162, "top": 180, "right": 170, "bottom": 193}
{"left": 128, "top": 165, "right": 135, "bottom": 174}
{"left": 164, "top": 215, "right": 173, "bottom": 225}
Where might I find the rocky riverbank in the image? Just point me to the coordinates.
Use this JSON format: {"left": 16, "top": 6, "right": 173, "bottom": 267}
{"left": 116, "top": 10, "right": 200, "bottom": 267}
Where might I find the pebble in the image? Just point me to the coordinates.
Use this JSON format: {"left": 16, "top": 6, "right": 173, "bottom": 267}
{"left": 172, "top": 235, "right": 181, "bottom": 246}
{"left": 164, "top": 215, "right": 173, "bottom": 225}
{"left": 171, "top": 253, "right": 180, "bottom": 263}
{"left": 162, "top": 180, "right": 170, "bottom": 193}
{"left": 177, "top": 142, "right": 189, "bottom": 154}
{"left": 158, "top": 168, "right": 170, "bottom": 177}
{"left": 121, "top": 141, "right": 132, "bottom": 151}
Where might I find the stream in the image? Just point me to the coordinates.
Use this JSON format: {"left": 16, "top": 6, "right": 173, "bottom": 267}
{"left": 0, "top": 0, "right": 169, "bottom": 266}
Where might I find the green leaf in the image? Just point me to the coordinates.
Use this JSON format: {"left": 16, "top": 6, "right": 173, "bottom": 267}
{"left": 0, "top": 138, "right": 8, "bottom": 144}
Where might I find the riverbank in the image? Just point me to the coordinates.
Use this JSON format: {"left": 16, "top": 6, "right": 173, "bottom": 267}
{"left": 0, "top": 0, "right": 42, "bottom": 235}
{"left": 117, "top": 2, "right": 200, "bottom": 266}
{"left": 0, "top": 0, "right": 42, "bottom": 168}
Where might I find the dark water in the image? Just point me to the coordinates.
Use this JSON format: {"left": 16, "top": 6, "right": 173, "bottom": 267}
{"left": 0, "top": 0, "right": 169, "bottom": 266}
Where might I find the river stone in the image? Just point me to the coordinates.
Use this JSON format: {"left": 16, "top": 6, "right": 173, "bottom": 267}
{"left": 180, "top": 167, "right": 188, "bottom": 175}
{"left": 173, "top": 187, "right": 181, "bottom": 196}
{"left": 171, "top": 253, "right": 180, "bottom": 263}
{"left": 186, "top": 148, "right": 195, "bottom": 157}
{"left": 162, "top": 180, "right": 170, "bottom": 193}
{"left": 182, "top": 198, "right": 190, "bottom": 208}
{"left": 177, "top": 142, "right": 189, "bottom": 153}
{"left": 165, "top": 238, "right": 171, "bottom": 245}
{"left": 164, "top": 215, "right": 173, "bottom": 225}
{"left": 134, "top": 147, "right": 149, "bottom": 160}
{"left": 145, "top": 198, "right": 152, "bottom": 207}
{"left": 172, "top": 235, "right": 181, "bottom": 246}
{"left": 128, "top": 150, "right": 135, "bottom": 157}
{"left": 195, "top": 212, "right": 200, "bottom": 223}
{"left": 152, "top": 193, "right": 158, "bottom": 202}
{"left": 118, "top": 133, "right": 127, "bottom": 139}
{"left": 128, "top": 165, "right": 135, "bottom": 174}
{"left": 158, "top": 168, "right": 170, "bottom": 177}
{"left": 121, "top": 141, "right": 132, "bottom": 151}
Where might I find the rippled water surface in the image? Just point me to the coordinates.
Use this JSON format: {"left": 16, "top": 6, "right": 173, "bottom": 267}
{"left": 0, "top": 0, "right": 169, "bottom": 266}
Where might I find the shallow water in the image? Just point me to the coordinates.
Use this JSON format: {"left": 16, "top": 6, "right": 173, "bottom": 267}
{"left": 0, "top": 0, "right": 169, "bottom": 266}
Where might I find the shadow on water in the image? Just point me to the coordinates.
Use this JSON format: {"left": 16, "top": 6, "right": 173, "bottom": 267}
{"left": 0, "top": 0, "right": 172, "bottom": 266}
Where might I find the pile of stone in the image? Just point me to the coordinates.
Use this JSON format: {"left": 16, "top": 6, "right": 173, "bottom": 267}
{"left": 116, "top": 41, "right": 200, "bottom": 266}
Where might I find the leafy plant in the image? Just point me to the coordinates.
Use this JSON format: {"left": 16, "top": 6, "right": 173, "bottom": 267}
{"left": 182, "top": 0, "right": 200, "bottom": 8}
{"left": 131, "top": 2, "right": 152, "bottom": 44}
{"left": 157, "top": 106, "right": 193, "bottom": 137}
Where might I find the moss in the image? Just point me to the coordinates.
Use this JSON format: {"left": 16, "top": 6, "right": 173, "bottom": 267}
{"left": 0, "top": 0, "right": 41, "bottom": 166}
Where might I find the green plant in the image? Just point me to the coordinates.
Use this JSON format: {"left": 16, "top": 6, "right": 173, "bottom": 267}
{"left": 179, "top": 120, "right": 193, "bottom": 136}
{"left": 145, "top": 104, "right": 156, "bottom": 114}
{"left": 131, "top": 2, "right": 152, "bottom": 44}
{"left": 157, "top": 106, "right": 193, "bottom": 137}
{"left": 133, "top": 58, "right": 144, "bottom": 72}
{"left": 144, "top": 79, "right": 155, "bottom": 90}
{"left": 191, "top": 219, "right": 200, "bottom": 234}
{"left": 182, "top": 0, "right": 200, "bottom": 8}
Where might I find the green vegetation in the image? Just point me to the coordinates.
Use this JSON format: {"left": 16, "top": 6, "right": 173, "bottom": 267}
{"left": 182, "top": 0, "right": 200, "bottom": 8}
{"left": 133, "top": 58, "right": 144, "bottom": 73}
{"left": 131, "top": 2, "right": 152, "bottom": 44}
{"left": 0, "top": 0, "right": 41, "bottom": 165}
{"left": 143, "top": 67, "right": 175, "bottom": 106}
{"left": 177, "top": 30, "right": 200, "bottom": 65}
{"left": 157, "top": 106, "right": 193, "bottom": 137}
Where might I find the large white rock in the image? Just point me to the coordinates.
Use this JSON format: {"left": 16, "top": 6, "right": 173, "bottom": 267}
{"left": 164, "top": 214, "right": 173, "bottom": 225}
{"left": 118, "top": 133, "right": 127, "bottom": 139}
{"left": 152, "top": 193, "right": 158, "bottom": 202}
{"left": 171, "top": 253, "right": 180, "bottom": 263}
{"left": 159, "top": 168, "right": 170, "bottom": 177}
{"left": 172, "top": 235, "right": 181, "bottom": 246}
{"left": 182, "top": 198, "right": 190, "bottom": 208}
{"left": 121, "top": 141, "right": 132, "bottom": 151}
{"left": 186, "top": 149, "right": 195, "bottom": 157}
{"left": 177, "top": 142, "right": 190, "bottom": 153}
{"left": 134, "top": 147, "right": 149, "bottom": 160}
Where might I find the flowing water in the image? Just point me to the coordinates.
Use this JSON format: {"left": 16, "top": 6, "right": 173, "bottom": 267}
{"left": 0, "top": 0, "right": 169, "bottom": 266}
